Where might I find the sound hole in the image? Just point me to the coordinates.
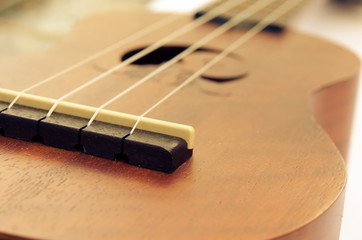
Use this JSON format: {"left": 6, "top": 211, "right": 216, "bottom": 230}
{"left": 120, "top": 45, "right": 247, "bottom": 83}
{"left": 121, "top": 46, "right": 216, "bottom": 65}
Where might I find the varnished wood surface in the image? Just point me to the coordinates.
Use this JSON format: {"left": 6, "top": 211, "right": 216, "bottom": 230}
{"left": 0, "top": 11, "right": 360, "bottom": 239}
{"left": 309, "top": 78, "right": 359, "bottom": 160}
{"left": 277, "top": 77, "right": 359, "bottom": 240}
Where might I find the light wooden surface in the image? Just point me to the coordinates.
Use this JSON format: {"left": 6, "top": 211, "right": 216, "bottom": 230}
{"left": 0, "top": 0, "right": 149, "bottom": 57}
{"left": 0, "top": 9, "right": 359, "bottom": 239}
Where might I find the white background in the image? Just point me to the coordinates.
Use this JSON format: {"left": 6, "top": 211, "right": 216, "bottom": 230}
{"left": 150, "top": 0, "right": 362, "bottom": 239}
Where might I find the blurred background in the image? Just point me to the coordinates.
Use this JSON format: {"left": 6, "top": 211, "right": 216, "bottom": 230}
{"left": 0, "top": 0, "right": 361, "bottom": 239}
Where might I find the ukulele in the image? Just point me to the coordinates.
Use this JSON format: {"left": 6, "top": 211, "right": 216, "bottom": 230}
{"left": 0, "top": 0, "right": 359, "bottom": 239}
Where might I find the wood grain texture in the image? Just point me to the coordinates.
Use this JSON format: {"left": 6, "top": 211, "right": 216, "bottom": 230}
{"left": 276, "top": 77, "right": 359, "bottom": 240}
{"left": 0, "top": 11, "right": 359, "bottom": 239}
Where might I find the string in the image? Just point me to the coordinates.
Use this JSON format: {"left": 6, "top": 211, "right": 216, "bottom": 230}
{"left": 7, "top": 14, "right": 181, "bottom": 109}
{"left": 86, "top": 0, "right": 277, "bottom": 127}
{"left": 129, "top": 0, "right": 304, "bottom": 135}
{"left": 44, "top": 0, "right": 250, "bottom": 118}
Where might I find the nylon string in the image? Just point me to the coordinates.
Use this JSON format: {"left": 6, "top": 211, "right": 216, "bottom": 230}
{"left": 44, "top": 0, "right": 251, "bottom": 118}
{"left": 86, "top": 0, "right": 279, "bottom": 127}
{"left": 129, "top": 0, "right": 305, "bottom": 135}
{"left": 7, "top": 14, "right": 181, "bottom": 109}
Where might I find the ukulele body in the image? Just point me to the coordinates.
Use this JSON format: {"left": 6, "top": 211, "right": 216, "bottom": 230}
{"left": 0, "top": 11, "right": 359, "bottom": 240}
